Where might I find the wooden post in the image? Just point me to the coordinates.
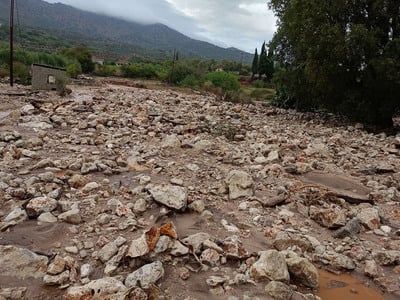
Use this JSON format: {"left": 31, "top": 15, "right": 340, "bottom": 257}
{"left": 10, "top": 0, "right": 14, "bottom": 87}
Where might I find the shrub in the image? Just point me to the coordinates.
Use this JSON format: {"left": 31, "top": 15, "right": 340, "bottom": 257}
{"left": 66, "top": 62, "right": 82, "bottom": 79}
{"left": 179, "top": 74, "right": 203, "bottom": 88}
{"left": 252, "top": 80, "right": 265, "bottom": 88}
{"left": 56, "top": 76, "right": 70, "bottom": 97}
{"left": 205, "top": 71, "right": 241, "bottom": 91}
{"left": 122, "top": 64, "right": 158, "bottom": 79}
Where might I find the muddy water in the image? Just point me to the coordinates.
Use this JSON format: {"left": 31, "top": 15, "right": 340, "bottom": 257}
{"left": 317, "top": 270, "right": 387, "bottom": 300}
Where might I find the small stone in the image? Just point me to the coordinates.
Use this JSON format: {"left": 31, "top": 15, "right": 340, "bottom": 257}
{"left": 65, "top": 246, "right": 79, "bottom": 254}
{"left": 81, "top": 182, "right": 100, "bottom": 193}
{"left": 68, "top": 174, "right": 89, "bottom": 188}
{"left": 66, "top": 277, "right": 127, "bottom": 299}
{"left": 127, "top": 234, "right": 149, "bottom": 258}
{"left": 285, "top": 252, "right": 319, "bottom": 289}
{"left": 179, "top": 267, "right": 190, "bottom": 280}
{"left": 206, "top": 275, "right": 228, "bottom": 287}
{"left": 265, "top": 281, "right": 293, "bottom": 300}
{"left": 225, "top": 170, "right": 254, "bottom": 200}
{"left": 133, "top": 199, "right": 147, "bottom": 214}
{"left": 98, "top": 242, "right": 119, "bottom": 263}
{"left": 309, "top": 206, "right": 346, "bottom": 229}
{"left": 125, "top": 261, "right": 164, "bottom": 289}
{"left": 357, "top": 207, "right": 380, "bottom": 230}
{"left": 188, "top": 200, "right": 205, "bottom": 213}
{"left": 373, "top": 250, "right": 400, "bottom": 266}
{"left": 147, "top": 184, "right": 188, "bottom": 211}
{"left": 4, "top": 207, "right": 28, "bottom": 223}
{"left": 26, "top": 197, "right": 58, "bottom": 218}
{"left": 365, "top": 260, "right": 379, "bottom": 278}
{"left": 181, "top": 232, "right": 211, "bottom": 254}
{"left": 47, "top": 255, "right": 66, "bottom": 275}
{"left": 58, "top": 209, "right": 82, "bottom": 225}
{"left": 80, "top": 264, "right": 93, "bottom": 278}
{"left": 170, "top": 240, "right": 190, "bottom": 256}
{"left": 200, "top": 249, "right": 220, "bottom": 266}
{"left": 38, "top": 212, "right": 58, "bottom": 223}
{"left": 43, "top": 270, "right": 70, "bottom": 286}
{"left": 250, "top": 250, "right": 290, "bottom": 282}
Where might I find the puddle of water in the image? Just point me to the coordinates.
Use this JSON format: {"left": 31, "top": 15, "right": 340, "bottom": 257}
{"left": 317, "top": 270, "right": 387, "bottom": 300}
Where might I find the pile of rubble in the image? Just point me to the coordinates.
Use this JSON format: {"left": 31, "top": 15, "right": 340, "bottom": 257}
{"left": 0, "top": 80, "right": 399, "bottom": 300}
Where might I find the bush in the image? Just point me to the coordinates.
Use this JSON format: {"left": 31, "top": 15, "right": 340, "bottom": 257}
{"left": 252, "top": 80, "right": 265, "bottom": 88}
{"left": 205, "top": 71, "right": 241, "bottom": 91}
{"left": 122, "top": 64, "right": 158, "bottom": 79}
{"left": 179, "top": 74, "right": 203, "bottom": 88}
{"left": 66, "top": 62, "right": 82, "bottom": 79}
{"left": 56, "top": 76, "right": 70, "bottom": 97}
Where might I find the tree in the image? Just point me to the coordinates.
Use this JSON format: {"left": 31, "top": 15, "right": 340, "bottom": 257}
{"left": 251, "top": 48, "right": 259, "bottom": 78}
{"left": 258, "top": 41, "right": 268, "bottom": 78}
{"left": 265, "top": 46, "right": 274, "bottom": 81}
{"left": 268, "top": 0, "right": 400, "bottom": 127}
{"left": 60, "top": 46, "right": 94, "bottom": 73}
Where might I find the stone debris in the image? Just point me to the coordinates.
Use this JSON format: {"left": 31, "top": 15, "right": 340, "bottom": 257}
{"left": 0, "top": 81, "right": 399, "bottom": 299}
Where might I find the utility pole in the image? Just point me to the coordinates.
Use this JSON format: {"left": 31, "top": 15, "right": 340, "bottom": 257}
{"left": 10, "top": 0, "right": 14, "bottom": 87}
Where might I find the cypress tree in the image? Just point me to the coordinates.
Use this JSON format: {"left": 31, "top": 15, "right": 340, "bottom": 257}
{"left": 251, "top": 48, "right": 259, "bottom": 78}
{"left": 265, "top": 46, "right": 274, "bottom": 80}
{"left": 258, "top": 41, "right": 268, "bottom": 79}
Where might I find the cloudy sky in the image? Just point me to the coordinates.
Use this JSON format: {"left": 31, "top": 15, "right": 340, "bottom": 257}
{"left": 43, "top": 0, "right": 277, "bottom": 53}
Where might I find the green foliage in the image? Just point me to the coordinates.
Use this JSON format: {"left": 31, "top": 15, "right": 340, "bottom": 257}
{"left": 56, "top": 76, "right": 69, "bottom": 97}
{"left": 66, "top": 62, "right": 82, "bottom": 79}
{"left": 252, "top": 80, "right": 265, "bottom": 88}
{"left": 258, "top": 42, "right": 268, "bottom": 78}
{"left": 60, "top": 46, "right": 94, "bottom": 73}
{"left": 268, "top": 0, "right": 400, "bottom": 127}
{"left": 251, "top": 48, "right": 259, "bottom": 77}
{"left": 122, "top": 63, "right": 158, "bottom": 79}
{"left": 205, "top": 71, "right": 241, "bottom": 91}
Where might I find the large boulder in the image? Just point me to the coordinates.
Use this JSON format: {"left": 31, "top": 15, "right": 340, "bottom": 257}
{"left": 125, "top": 261, "right": 164, "bottom": 289}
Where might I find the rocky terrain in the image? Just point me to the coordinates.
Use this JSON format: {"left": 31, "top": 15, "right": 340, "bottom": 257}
{"left": 0, "top": 79, "right": 399, "bottom": 300}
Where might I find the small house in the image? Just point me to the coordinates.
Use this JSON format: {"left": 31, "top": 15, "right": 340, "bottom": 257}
{"left": 31, "top": 64, "right": 67, "bottom": 90}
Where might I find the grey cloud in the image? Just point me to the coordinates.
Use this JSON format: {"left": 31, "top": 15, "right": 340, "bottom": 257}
{"left": 43, "top": 0, "right": 276, "bottom": 52}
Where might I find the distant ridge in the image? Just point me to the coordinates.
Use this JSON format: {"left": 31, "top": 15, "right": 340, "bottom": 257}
{"left": 0, "top": 0, "right": 252, "bottom": 62}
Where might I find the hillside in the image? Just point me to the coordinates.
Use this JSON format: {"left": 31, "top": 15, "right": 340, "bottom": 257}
{"left": 0, "top": 0, "right": 252, "bottom": 62}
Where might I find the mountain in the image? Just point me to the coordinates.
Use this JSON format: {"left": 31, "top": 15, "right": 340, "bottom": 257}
{"left": 0, "top": 0, "right": 252, "bottom": 62}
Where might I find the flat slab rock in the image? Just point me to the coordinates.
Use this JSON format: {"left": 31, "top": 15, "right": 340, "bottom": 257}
{"left": 300, "top": 171, "right": 373, "bottom": 204}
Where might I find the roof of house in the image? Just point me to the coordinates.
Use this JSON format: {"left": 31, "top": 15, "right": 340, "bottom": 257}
{"left": 31, "top": 63, "right": 66, "bottom": 71}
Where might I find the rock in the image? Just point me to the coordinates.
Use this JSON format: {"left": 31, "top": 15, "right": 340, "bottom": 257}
{"left": 25, "top": 196, "right": 58, "bottom": 218}
{"left": 284, "top": 252, "right": 319, "bottom": 289}
{"left": 127, "top": 234, "right": 149, "bottom": 258}
{"left": 68, "top": 174, "right": 89, "bottom": 188}
{"left": 188, "top": 200, "right": 205, "bottom": 213}
{"left": 265, "top": 281, "right": 293, "bottom": 300}
{"left": 267, "top": 150, "right": 280, "bottom": 162}
{"left": 200, "top": 249, "right": 220, "bottom": 266}
{"left": 357, "top": 207, "right": 380, "bottom": 230}
{"left": 373, "top": 251, "right": 400, "bottom": 266}
{"left": 81, "top": 182, "right": 100, "bottom": 193}
{"left": 223, "top": 236, "right": 248, "bottom": 260}
{"left": 81, "top": 162, "right": 98, "bottom": 175}
{"left": 170, "top": 240, "right": 190, "bottom": 256}
{"left": 365, "top": 260, "right": 380, "bottom": 278}
{"left": 181, "top": 232, "right": 211, "bottom": 254}
{"left": 309, "top": 206, "right": 346, "bottom": 229}
{"left": 333, "top": 218, "right": 361, "bottom": 239}
{"left": 47, "top": 255, "right": 66, "bottom": 275}
{"left": 153, "top": 236, "right": 172, "bottom": 254}
{"left": 58, "top": 209, "right": 82, "bottom": 225}
{"left": 133, "top": 198, "right": 147, "bottom": 214}
{"left": 250, "top": 250, "right": 290, "bottom": 282}
{"left": 0, "top": 287, "right": 27, "bottom": 299}
{"left": 65, "top": 246, "right": 79, "bottom": 254}
{"left": 4, "top": 207, "right": 27, "bottom": 223}
{"left": 273, "top": 233, "right": 313, "bottom": 252}
{"left": 125, "top": 261, "right": 164, "bottom": 289}
{"left": 0, "top": 245, "right": 48, "bottom": 279}
{"left": 65, "top": 277, "right": 127, "bottom": 300}
{"left": 147, "top": 184, "right": 188, "bottom": 211}
{"left": 206, "top": 275, "right": 228, "bottom": 287}
{"left": 98, "top": 241, "right": 119, "bottom": 263}
{"left": 37, "top": 212, "right": 58, "bottom": 223}
{"left": 80, "top": 264, "right": 93, "bottom": 278}
{"left": 20, "top": 104, "right": 35, "bottom": 115}
{"left": 179, "top": 267, "right": 190, "bottom": 280}
{"left": 43, "top": 270, "right": 70, "bottom": 285}
{"left": 225, "top": 170, "right": 254, "bottom": 200}
{"left": 162, "top": 134, "right": 181, "bottom": 148}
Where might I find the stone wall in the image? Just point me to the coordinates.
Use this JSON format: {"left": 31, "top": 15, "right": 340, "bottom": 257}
{"left": 31, "top": 64, "right": 67, "bottom": 90}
